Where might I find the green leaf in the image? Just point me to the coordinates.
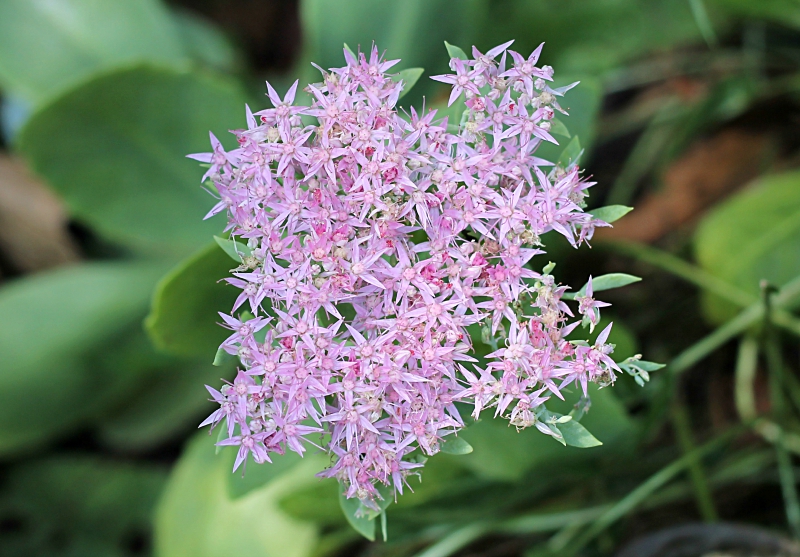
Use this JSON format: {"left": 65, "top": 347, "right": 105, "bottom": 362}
{"left": 214, "top": 235, "right": 252, "bottom": 263}
{"left": 444, "top": 41, "right": 469, "bottom": 60}
{"left": 453, "top": 385, "right": 635, "bottom": 481}
{"left": 556, "top": 135, "right": 583, "bottom": 168}
{"left": 574, "top": 273, "right": 642, "bottom": 297}
{"left": 172, "top": 9, "right": 242, "bottom": 72}
{"left": 535, "top": 77, "right": 602, "bottom": 162}
{"left": 0, "top": 262, "right": 164, "bottom": 455}
{"left": 0, "top": 456, "right": 167, "bottom": 555}
{"left": 440, "top": 436, "right": 474, "bottom": 455}
{"left": 227, "top": 450, "right": 304, "bottom": 500}
{"left": 588, "top": 205, "right": 633, "bottom": 224}
{"left": 339, "top": 489, "right": 375, "bottom": 541}
{"left": 17, "top": 66, "right": 247, "bottom": 255}
{"left": 0, "top": 0, "right": 187, "bottom": 106}
{"left": 558, "top": 420, "right": 603, "bottom": 448}
{"left": 97, "top": 357, "right": 234, "bottom": 452}
{"left": 155, "top": 433, "right": 322, "bottom": 557}
{"left": 549, "top": 117, "right": 571, "bottom": 138}
{"left": 695, "top": 171, "right": 800, "bottom": 323}
{"left": 395, "top": 67, "right": 425, "bottom": 99}
{"left": 146, "top": 242, "right": 239, "bottom": 358}
{"left": 567, "top": 316, "right": 638, "bottom": 361}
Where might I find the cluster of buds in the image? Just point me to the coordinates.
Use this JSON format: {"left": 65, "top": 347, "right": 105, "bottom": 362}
{"left": 192, "top": 41, "right": 618, "bottom": 504}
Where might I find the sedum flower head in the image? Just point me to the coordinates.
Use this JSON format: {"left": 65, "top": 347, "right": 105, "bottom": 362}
{"left": 192, "top": 41, "right": 617, "bottom": 504}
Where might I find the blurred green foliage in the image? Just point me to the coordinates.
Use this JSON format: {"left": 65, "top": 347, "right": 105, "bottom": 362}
{"left": 1, "top": 0, "right": 799, "bottom": 556}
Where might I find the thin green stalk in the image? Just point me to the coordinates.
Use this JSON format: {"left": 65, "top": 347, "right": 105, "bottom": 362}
{"left": 763, "top": 283, "right": 800, "bottom": 538}
{"left": 564, "top": 425, "right": 745, "bottom": 554}
{"left": 734, "top": 335, "right": 759, "bottom": 422}
{"left": 670, "top": 400, "right": 719, "bottom": 522}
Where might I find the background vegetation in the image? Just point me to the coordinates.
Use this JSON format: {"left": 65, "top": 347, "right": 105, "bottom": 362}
{"left": 1, "top": 1, "right": 800, "bottom": 556}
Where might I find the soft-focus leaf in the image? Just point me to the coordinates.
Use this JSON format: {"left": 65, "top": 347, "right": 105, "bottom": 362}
{"left": 395, "top": 67, "right": 425, "bottom": 99}
{"left": 549, "top": 117, "right": 571, "bottom": 138}
{"left": 695, "top": 171, "right": 800, "bottom": 323}
{"left": 146, "top": 242, "right": 239, "bottom": 358}
{"left": 0, "top": 0, "right": 187, "bottom": 106}
{"left": 0, "top": 456, "right": 167, "bottom": 557}
{"left": 299, "top": 0, "right": 483, "bottom": 103}
{"left": 589, "top": 205, "right": 633, "bottom": 224}
{"left": 97, "top": 357, "right": 234, "bottom": 452}
{"left": 155, "top": 433, "right": 321, "bottom": 557}
{"left": 455, "top": 385, "right": 634, "bottom": 481}
{"left": 172, "top": 9, "right": 242, "bottom": 72}
{"left": 558, "top": 420, "right": 603, "bottom": 448}
{"left": 0, "top": 262, "right": 164, "bottom": 454}
{"left": 444, "top": 41, "right": 469, "bottom": 60}
{"left": 339, "top": 489, "right": 375, "bottom": 541}
{"left": 214, "top": 235, "right": 252, "bottom": 263}
{"left": 17, "top": 66, "right": 247, "bottom": 255}
{"left": 440, "top": 436, "right": 474, "bottom": 455}
{"left": 227, "top": 450, "right": 304, "bottom": 500}
{"left": 536, "top": 76, "right": 602, "bottom": 161}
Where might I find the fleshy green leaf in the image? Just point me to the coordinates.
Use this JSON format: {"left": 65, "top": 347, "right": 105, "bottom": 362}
{"left": 549, "top": 117, "right": 571, "bottom": 138}
{"left": 0, "top": 262, "right": 165, "bottom": 454}
{"left": 440, "top": 436, "right": 474, "bottom": 455}
{"left": 574, "top": 273, "right": 642, "bottom": 297}
{"left": 17, "top": 66, "right": 247, "bottom": 255}
{"left": 695, "top": 171, "right": 800, "bottom": 323}
{"left": 227, "top": 450, "right": 303, "bottom": 500}
{"left": 146, "top": 242, "right": 239, "bottom": 358}
{"left": 0, "top": 0, "right": 187, "bottom": 106}
{"left": 155, "top": 433, "right": 322, "bottom": 557}
{"left": 214, "top": 235, "right": 252, "bottom": 263}
{"left": 444, "top": 41, "right": 469, "bottom": 60}
{"left": 172, "top": 9, "right": 241, "bottom": 72}
{"left": 558, "top": 420, "right": 603, "bottom": 448}
{"left": 557, "top": 135, "right": 583, "bottom": 168}
{"left": 453, "top": 385, "right": 634, "bottom": 481}
{"left": 395, "top": 67, "right": 424, "bottom": 99}
{"left": 339, "top": 489, "right": 375, "bottom": 541}
{"left": 589, "top": 205, "right": 634, "bottom": 223}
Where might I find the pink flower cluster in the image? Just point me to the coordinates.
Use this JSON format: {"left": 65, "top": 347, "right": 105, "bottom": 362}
{"left": 193, "top": 41, "right": 619, "bottom": 503}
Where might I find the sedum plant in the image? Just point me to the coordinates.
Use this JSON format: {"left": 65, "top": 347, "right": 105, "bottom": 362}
{"left": 190, "top": 40, "right": 650, "bottom": 522}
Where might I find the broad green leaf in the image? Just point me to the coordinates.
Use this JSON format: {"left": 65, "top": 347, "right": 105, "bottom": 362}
{"left": 440, "top": 436, "right": 474, "bottom": 455}
{"left": 299, "top": 0, "right": 482, "bottom": 103}
{"left": 17, "top": 66, "right": 247, "bottom": 255}
{"left": 695, "top": 171, "right": 800, "bottom": 323}
{"left": 227, "top": 450, "right": 304, "bottom": 500}
{"left": 444, "top": 41, "right": 469, "bottom": 60}
{"left": 339, "top": 490, "right": 375, "bottom": 541}
{"left": 97, "top": 357, "right": 234, "bottom": 452}
{"left": 536, "top": 76, "right": 602, "bottom": 161}
{"left": 556, "top": 135, "right": 583, "bottom": 168}
{"left": 155, "top": 433, "right": 322, "bottom": 557}
{"left": 573, "top": 273, "right": 642, "bottom": 297}
{"left": 558, "top": 420, "right": 602, "bottom": 448}
{"left": 454, "top": 384, "right": 634, "bottom": 481}
{"left": 0, "top": 456, "right": 167, "bottom": 556}
{"left": 589, "top": 205, "right": 633, "bottom": 224}
{"left": 214, "top": 235, "right": 252, "bottom": 263}
{"left": 395, "top": 67, "right": 425, "bottom": 99}
{"left": 146, "top": 242, "right": 239, "bottom": 358}
{"left": 0, "top": 262, "right": 164, "bottom": 454}
{"left": 172, "top": 9, "right": 242, "bottom": 72}
{"left": 549, "top": 117, "right": 571, "bottom": 138}
{"left": 0, "top": 0, "right": 187, "bottom": 106}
